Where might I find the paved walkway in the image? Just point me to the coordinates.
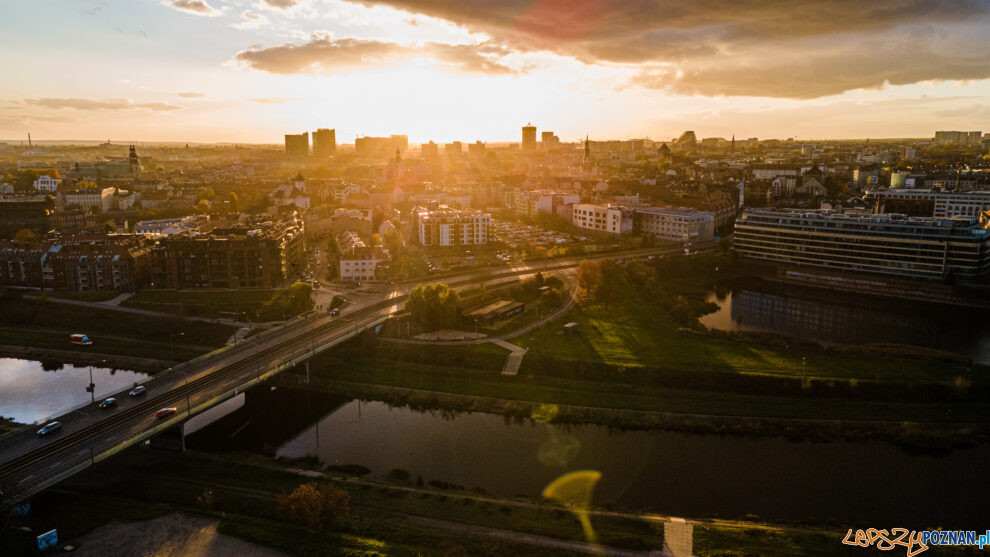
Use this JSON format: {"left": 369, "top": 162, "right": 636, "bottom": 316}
{"left": 100, "top": 292, "right": 134, "bottom": 307}
{"left": 30, "top": 295, "right": 282, "bottom": 329}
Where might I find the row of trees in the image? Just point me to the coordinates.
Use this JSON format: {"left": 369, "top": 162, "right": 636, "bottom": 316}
{"left": 406, "top": 283, "right": 460, "bottom": 330}
{"left": 578, "top": 254, "right": 731, "bottom": 325}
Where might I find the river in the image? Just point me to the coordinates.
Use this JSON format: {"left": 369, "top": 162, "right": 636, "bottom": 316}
{"left": 0, "top": 358, "right": 148, "bottom": 424}
{"left": 273, "top": 398, "right": 990, "bottom": 527}
{"left": 699, "top": 283, "right": 990, "bottom": 364}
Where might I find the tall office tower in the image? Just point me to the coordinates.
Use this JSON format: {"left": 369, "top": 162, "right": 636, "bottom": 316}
{"left": 468, "top": 141, "right": 486, "bottom": 157}
{"left": 541, "top": 131, "right": 560, "bottom": 151}
{"left": 522, "top": 124, "right": 537, "bottom": 152}
{"left": 285, "top": 132, "right": 309, "bottom": 159}
{"left": 421, "top": 141, "right": 439, "bottom": 159}
{"left": 312, "top": 128, "right": 336, "bottom": 157}
{"left": 541, "top": 131, "right": 552, "bottom": 150}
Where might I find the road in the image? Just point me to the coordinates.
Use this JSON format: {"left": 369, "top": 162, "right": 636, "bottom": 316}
{"left": 0, "top": 245, "right": 683, "bottom": 507}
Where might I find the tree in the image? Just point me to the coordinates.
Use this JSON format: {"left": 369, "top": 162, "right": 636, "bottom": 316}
{"left": 277, "top": 482, "right": 350, "bottom": 530}
{"left": 577, "top": 259, "right": 616, "bottom": 309}
{"left": 407, "top": 283, "right": 460, "bottom": 330}
{"left": 197, "top": 188, "right": 216, "bottom": 202}
{"left": 286, "top": 282, "right": 314, "bottom": 314}
{"left": 196, "top": 199, "right": 209, "bottom": 213}
{"left": 13, "top": 229, "right": 37, "bottom": 243}
{"left": 576, "top": 260, "right": 604, "bottom": 298}
{"left": 227, "top": 191, "right": 239, "bottom": 212}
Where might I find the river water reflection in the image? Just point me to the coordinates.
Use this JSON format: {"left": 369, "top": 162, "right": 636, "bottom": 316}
{"left": 278, "top": 400, "right": 990, "bottom": 527}
{"left": 699, "top": 284, "right": 990, "bottom": 364}
{"left": 0, "top": 358, "right": 148, "bottom": 424}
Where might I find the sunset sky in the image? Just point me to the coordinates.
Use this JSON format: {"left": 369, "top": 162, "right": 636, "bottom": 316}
{"left": 3, "top": 0, "right": 990, "bottom": 144}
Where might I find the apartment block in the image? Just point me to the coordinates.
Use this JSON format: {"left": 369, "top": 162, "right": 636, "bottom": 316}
{"left": 150, "top": 220, "right": 305, "bottom": 289}
{"left": 634, "top": 207, "right": 714, "bottom": 243}
{"left": 416, "top": 207, "right": 492, "bottom": 246}
{"left": 571, "top": 204, "right": 633, "bottom": 235}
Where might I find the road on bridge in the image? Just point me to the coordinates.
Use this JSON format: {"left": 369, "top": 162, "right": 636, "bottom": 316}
{"left": 0, "top": 245, "right": 684, "bottom": 507}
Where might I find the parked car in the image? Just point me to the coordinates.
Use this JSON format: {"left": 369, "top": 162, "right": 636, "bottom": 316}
{"left": 98, "top": 397, "right": 117, "bottom": 409}
{"left": 155, "top": 407, "right": 178, "bottom": 419}
{"left": 37, "top": 421, "right": 62, "bottom": 436}
{"left": 329, "top": 308, "right": 340, "bottom": 316}
{"left": 129, "top": 385, "right": 146, "bottom": 397}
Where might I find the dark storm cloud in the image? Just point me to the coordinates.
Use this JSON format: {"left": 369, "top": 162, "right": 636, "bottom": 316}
{"left": 235, "top": 36, "right": 517, "bottom": 75}
{"left": 340, "top": 0, "right": 990, "bottom": 98}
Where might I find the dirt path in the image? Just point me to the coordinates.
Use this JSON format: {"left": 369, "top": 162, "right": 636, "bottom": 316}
{"left": 70, "top": 512, "right": 288, "bottom": 557}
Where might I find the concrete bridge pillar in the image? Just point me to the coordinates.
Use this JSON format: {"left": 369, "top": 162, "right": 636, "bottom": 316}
{"left": 148, "top": 421, "right": 186, "bottom": 452}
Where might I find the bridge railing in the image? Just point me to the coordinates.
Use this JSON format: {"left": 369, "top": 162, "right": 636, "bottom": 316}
{"left": 0, "top": 308, "right": 333, "bottom": 453}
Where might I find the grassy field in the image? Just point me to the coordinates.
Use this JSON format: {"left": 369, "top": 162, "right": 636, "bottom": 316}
{"left": 314, "top": 356, "right": 990, "bottom": 424}
{"left": 512, "top": 274, "right": 982, "bottom": 387}
{"left": 123, "top": 288, "right": 286, "bottom": 319}
{"left": 0, "top": 296, "right": 235, "bottom": 361}
{"left": 46, "top": 289, "right": 122, "bottom": 302}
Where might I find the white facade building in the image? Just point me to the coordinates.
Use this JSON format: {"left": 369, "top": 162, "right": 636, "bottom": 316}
{"left": 33, "top": 175, "right": 61, "bottom": 192}
{"left": 571, "top": 204, "right": 633, "bottom": 235}
{"left": 61, "top": 187, "right": 114, "bottom": 212}
{"left": 339, "top": 246, "right": 388, "bottom": 282}
{"left": 416, "top": 207, "right": 492, "bottom": 246}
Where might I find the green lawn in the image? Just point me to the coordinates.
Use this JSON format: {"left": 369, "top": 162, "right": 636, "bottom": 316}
{"left": 0, "top": 297, "right": 236, "bottom": 362}
{"left": 123, "top": 289, "right": 283, "bottom": 319}
{"left": 46, "top": 289, "right": 122, "bottom": 302}
{"left": 0, "top": 326, "right": 214, "bottom": 362}
{"left": 315, "top": 357, "right": 990, "bottom": 424}
{"left": 513, "top": 280, "right": 981, "bottom": 387}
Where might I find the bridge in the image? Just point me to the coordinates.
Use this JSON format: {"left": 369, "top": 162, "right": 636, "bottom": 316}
{"left": 0, "top": 246, "right": 684, "bottom": 507}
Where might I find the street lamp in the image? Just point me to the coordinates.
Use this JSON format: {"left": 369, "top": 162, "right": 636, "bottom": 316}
{"left": 86, "top": 359, "right": 107, "bottom": 406}
{"left": 170, "top": 332, "right": 184, "bottom": 362}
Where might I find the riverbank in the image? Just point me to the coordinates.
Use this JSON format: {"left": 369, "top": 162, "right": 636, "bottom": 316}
{"left": 0, "top": 447, "right": 849, "bottom": 557}
{"left": 0, "top": 289, "right": 236, "bottom": 361}
{"left": 0, "top": 345, "right": 171, "bottom": 373}
{"left": 292, "top": 369, "right": 990, "bottom": 449}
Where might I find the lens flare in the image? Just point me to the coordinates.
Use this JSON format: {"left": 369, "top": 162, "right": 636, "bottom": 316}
{"left": 542, "top": 469, "right": 602, "bottom": 546}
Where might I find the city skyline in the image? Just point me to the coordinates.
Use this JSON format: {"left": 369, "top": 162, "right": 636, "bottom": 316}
{"left": 2, "top": 0, "right": 990, "bottom": 143}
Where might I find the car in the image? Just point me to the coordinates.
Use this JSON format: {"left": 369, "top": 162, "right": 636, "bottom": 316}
{"left": 329, "top": 308, "right": 340, "bottom": 316}
{"left": 98, "top": 397, "right": 117, "bottom": 409}
{"left": 155, "top": 407, "right": 178, "bottom": 419}
{"left": 37, "top": 421, "right": 62, "bottom": 436}
{"left": 70, "top": 333, "right": 93, "bottom": 346}
{"left": 129, "top": 385, "right": 146, "bottom": 397}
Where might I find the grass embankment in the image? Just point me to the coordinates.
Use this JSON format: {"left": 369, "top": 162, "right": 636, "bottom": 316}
{"left": 123, "top": 287, "right": 309, "bottom": 321}
{"left": 0, "top": 292, "right": 235, "bottom": 362}
{"left": 313, "top": 354, "right": 990, "bottom": 427}
{"left": 46, "top": 289, "right": 122, "bottom": 302}
{"left": 0, "top": 449, "right": 856, "bottom": 557}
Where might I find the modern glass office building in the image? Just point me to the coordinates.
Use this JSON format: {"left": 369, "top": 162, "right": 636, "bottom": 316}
{"left": 734, "top": 209, "right": 990, "bottom": 281}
